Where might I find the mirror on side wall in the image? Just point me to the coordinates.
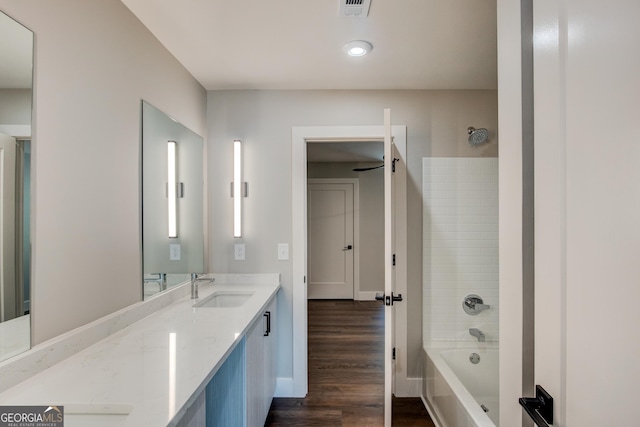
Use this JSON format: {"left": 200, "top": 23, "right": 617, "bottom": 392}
{"left": 0, "top": 10, "right": 33, "bottom": 362}
{"left": 141, "top": 101, "right": 204, "bottom": 299}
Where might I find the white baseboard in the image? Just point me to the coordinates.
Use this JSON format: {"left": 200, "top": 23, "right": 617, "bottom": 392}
{"left": 274, "top": 377, "right": 295, "bottom": 398}
{"left": 395, "top": 377, "right": 423, "bottom": 397}
{"left": 356, "top": 291, "right": 379, "bottom": 301}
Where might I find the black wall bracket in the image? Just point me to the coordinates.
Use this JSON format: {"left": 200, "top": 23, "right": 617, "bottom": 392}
{"left": 519, "top": 385, "right": 554, "bottom": 427}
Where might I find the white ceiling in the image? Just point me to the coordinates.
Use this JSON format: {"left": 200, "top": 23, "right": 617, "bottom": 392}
{"left": 120, "top": 0, "right": 497, "bottom": 90}
{"left": 0, "top": 11, "right": 33, "bottom": 89}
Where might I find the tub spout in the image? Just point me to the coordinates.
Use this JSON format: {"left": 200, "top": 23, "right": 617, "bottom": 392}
{"left": 469, "top": 328, "right": 486, "bottom": 342}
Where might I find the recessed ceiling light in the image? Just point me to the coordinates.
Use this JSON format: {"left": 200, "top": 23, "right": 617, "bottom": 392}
{"left": 344, "top": 40, "right": 373, "bottom": 57}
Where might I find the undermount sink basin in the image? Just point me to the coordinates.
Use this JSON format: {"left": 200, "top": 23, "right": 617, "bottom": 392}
{"left": 194, "top": 291, "right": 255, "bottom": 308}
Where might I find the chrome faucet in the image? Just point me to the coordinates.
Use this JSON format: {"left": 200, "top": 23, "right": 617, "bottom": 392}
{"left": 144, "top": 273, "right": 167, "bottom": 291}
{"left": 469, "top": 328, "right": 486, "bottom": 342}
{"left": 463, "top": 294, "right": 491, "bottom": 315}
{"left": 190, "top": 273, "right": 214, "bottom": 299}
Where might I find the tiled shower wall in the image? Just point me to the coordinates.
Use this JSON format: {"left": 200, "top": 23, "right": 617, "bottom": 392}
{"left": 422, "top": 158, "right": 499, "bottom": 345}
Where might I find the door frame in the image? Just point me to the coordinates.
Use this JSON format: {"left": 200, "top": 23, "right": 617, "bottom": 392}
{"left": 497, "top": 0, "right": 534, "bottom": 425}
{"left": 285, "top": 125, "right": 408, "bottom": 399}
{"left": 307, "top": 179, "right": 360, "bottom": 300}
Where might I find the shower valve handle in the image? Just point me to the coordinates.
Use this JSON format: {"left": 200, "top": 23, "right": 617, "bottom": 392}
{"left": 463, "top": 294, "right": 490, "bottom": 315}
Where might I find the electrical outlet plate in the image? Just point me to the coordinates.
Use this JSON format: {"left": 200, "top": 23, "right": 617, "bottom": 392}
{"left": 169, "top": 244, "right": 181, "bottom": 261}
{"left": 234, "top": 243, "right": 246, "bottom": 261}
{"left": 278, "top": 243, "right": 289, "bottom": 260}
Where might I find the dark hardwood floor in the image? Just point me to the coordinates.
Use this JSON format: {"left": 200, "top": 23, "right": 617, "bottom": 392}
{"left": 265, "top": 300, "right": 434, "bottom": 427}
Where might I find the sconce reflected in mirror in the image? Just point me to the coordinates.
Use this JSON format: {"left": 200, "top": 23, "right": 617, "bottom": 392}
{"left": 233, "top": 140, "right": 242, "bottom": 238}
{"left": 142, "top": 101, "right": 204, "bottom": 299}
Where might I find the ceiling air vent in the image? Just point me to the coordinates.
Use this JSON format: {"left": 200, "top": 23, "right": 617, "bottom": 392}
{"left": 339, "top": 0, "right": 371, "bottom": 17}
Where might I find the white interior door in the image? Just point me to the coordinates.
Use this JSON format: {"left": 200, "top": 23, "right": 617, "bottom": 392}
{"left": 523, "top": 1, "right": 640, "bottom": 426}
{"left": 307, "top": 182, "right": 354, "bottom": 299}
{"left": 383, "top": 108, "right": 397, "bottom": 427}
{"left": 0, "top": 133, "right": 17, "bottom": 322}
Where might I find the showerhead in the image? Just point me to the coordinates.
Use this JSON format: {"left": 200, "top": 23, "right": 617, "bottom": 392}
{"left": 467, "top": 127, "right": 490, "bottom": 146}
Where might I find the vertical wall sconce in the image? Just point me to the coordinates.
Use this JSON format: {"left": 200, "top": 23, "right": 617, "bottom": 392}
{"left": 233, "top": 139, "right": 247, "bottom": 238}
{"left": 167, "top": 140, "right": 178, "bottom": 238}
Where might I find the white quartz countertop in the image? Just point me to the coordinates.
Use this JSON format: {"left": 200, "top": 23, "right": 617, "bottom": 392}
{"left": 0, "top": 276, "right": 280, "bottom": 426}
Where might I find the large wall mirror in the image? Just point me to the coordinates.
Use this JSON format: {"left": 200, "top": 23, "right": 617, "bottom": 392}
{"left": 0, "top": 11, "right": 33, "bottom": 362}
{"left": 142, "top": 101, "right": 204, "bottom": 299}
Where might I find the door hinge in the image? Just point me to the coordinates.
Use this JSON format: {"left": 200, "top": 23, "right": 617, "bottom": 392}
{"left": 392, "top": 347, "right": 396, "bottom": 360}
{"left": 392, "top": 157, "right": 399, "bottom": 173}
{"left": 392, "top": 254, "right": 396, "bottom": 266}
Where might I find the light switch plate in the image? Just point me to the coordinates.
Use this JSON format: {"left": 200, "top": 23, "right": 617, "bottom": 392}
{"left": 234, "top": 243, "right": 246, "bottom": 261}
{"left": 278, "top": 243, "right": 289, "bottom": 260}
{"left": 169, "top": 244, "right": 181, "bottom": 261}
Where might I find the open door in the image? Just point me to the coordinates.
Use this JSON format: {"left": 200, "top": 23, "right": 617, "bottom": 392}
{"left": 382, "top": 108, "right": 401, "bottom": 426}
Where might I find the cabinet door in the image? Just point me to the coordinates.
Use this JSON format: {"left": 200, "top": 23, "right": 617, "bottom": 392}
{"left": 206, "top": 340, "right": 246, "bottom": 427}
{"left": 245, "top": 315, "right": 265, "bottom": 427}
{"left": 246, "top": 295, "right": 279, "bottom": 427}
{"left": 263, "top": 298, "right": 277, "bottom": 416}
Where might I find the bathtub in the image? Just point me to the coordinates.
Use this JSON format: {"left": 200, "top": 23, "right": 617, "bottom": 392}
{"left": 423, "top": 347, "right": 499, "bottom": 427}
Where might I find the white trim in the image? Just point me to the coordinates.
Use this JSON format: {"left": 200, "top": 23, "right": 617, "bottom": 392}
{"left": 395, "top": 377, "right": 423, "bottom": 398}
{"left": 291, "top": 125, "right": 407, "bottom": 399}
{"left": 497, "top": 0, "right": 525, "bottom": 425}
{"left": 307, "top": 178, "right": 360, "bottom": 300}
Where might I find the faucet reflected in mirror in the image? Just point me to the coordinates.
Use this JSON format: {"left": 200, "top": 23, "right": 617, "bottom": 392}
{"left": 0, "top": 10, "right": 33, "bottom": 363}
{"left": 141, "top": 101, "right": 205, "bottom": 299}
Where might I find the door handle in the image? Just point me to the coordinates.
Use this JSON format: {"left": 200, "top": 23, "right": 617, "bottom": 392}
{"left": 519, "top": 385, "right": 553, "bottom": 427}
{"left": 342, "top": 245, "right": 353, "bottom": 251}
{"left": 374, "top": 293, "right": 403, "bottom": 306}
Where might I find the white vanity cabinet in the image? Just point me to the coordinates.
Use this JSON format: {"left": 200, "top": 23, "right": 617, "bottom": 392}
{"left": 245, "top": 295, "right": 278, "bottom": 427}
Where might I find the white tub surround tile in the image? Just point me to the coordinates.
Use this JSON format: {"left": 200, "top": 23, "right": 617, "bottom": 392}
{"left": 423, "top": 158, "right": 499, "bottom": 345}
{"left": 0, "top": 274, "right": 280, "bottom": 427}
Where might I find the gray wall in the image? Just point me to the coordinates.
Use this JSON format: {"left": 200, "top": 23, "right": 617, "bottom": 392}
{"left": 308, "top": 162, "right": 384, "bottom": 294}
{"left": 206, "top": 89, "right": 498, "bottom": 379}
{"left": 0, "top": 0, "right": 207, "bottom": 344}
